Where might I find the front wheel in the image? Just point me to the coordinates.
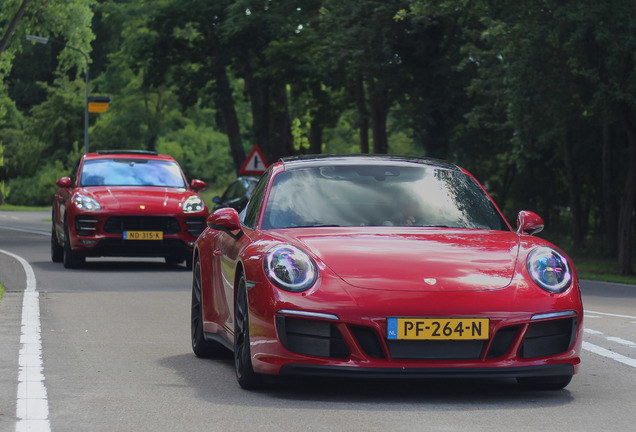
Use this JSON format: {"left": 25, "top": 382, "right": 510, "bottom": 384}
{"left": 51, "top": 222, "right": 63, "bottom": 263}
{"left": 63, "top": 218, "right": 85, "bottom": 269}
{"left": 517, "top": 374, "right": 572, "bottom": 390}
{"left": 191, "top": 258, "right": 224, "bottom": 358}
{"left": 234, "top": 273, "right": 263, "bottom": 389}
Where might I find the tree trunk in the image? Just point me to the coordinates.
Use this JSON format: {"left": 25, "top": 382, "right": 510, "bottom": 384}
{"left": 0, "top": 0, "right": 31, "bottom": 55}
{"left": 563, "top": 126, "right": 583, "bottom": 250}
{"left": 309, "top": 123, "right": 322, "bottom": 154}
{"left": 309, "top": 81, "right": 326, "bottom": 154}
{"left": 367, "top": 77, "right": 389, "bottom": 154}
{"left": 243, "top": 69, "right": 271, "bottom": 162}
{"left": 617, "top": 109, "right": 636, "bottom": 275}
{"left": 270, "top": 81, "right": 294, "bottom": 161}
{"left": 356, "top": 75, "right": 369, "bottom": 153}
{"left": 213, "top": 63, "right": 245, "bottom": 173}
{"left": 602, "top": 122, "right": 618, "bottom": 255}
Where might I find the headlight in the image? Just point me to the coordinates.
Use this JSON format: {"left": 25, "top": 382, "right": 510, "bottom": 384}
{"left": 183, "top": 195, "right": 204, "bottom": 213}
{"left": 73, "top": 193, "right": 101, "bottom": 211}
{"left": 527, "top": 247, "right": 572, "bottom": 293}
{"left": 265, "top": 244, "right": 317, "bottom": 292}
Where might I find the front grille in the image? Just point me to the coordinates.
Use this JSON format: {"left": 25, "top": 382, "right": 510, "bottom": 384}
{"left": 75, "top": 217, "right": 99, "bottom": 236}
{"left": 519, "top": 317, "right": 577, "bottom": 359}
{"left": 92, "top": 238, "right": 187, "bottom": 257}
{"left": 103, "top": 216, "right": 181, "bottom": 234}
{"left": 276, "top": 316, "right": 349, "bottom": 359}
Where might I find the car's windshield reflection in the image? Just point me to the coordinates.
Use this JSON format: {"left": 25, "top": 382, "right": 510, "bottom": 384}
{"left": 262, "top": 165, "right": 508, "bottom": 230}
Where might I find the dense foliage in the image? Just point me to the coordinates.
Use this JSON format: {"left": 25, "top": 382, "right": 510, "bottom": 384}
{"left": 1, "top": 0, "right": 635, "bottom": 274}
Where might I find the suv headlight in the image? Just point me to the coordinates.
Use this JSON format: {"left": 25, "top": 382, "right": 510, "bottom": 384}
{"left": 73, "top": 193, "right": 101, "bottom": 211}
{"left": 265, "top": 244, "right": 318, "bottom": 292}
{"left": 183, "top": 195, "right": 204, "bottom": 213}
{"left": 527, "top": 247, "right": 572, "bottom": 293}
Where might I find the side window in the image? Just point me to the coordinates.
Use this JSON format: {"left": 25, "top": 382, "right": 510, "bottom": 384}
{"left": 242, "top": 173, "right": 269, "bottom": 229}
{"left": 224, "top": 181, "right": 246, "bottom": 201}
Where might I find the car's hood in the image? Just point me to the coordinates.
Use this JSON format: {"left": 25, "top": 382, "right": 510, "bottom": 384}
{"left": 79, "top": 186, "right": 192, "bottom": 212}
{"left": 272, "top": 228, "right": 521, "bottom": 292}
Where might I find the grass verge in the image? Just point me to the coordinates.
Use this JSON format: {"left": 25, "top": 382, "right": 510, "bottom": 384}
{"left": 574, "top": 258, "right": 636, "bottom": 285}
{"left": 0, "top": 283, "right": 4, "bottom": 301}
{"left": 0, "top": 204, "right": 49, "bottom": 212}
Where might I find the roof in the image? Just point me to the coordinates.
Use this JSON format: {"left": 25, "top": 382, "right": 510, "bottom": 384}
{"left": 83, "top": 150, "right": 175, "bottom": 161}
{"left": 279, "top": 154, "right": 460, "bottom": 171}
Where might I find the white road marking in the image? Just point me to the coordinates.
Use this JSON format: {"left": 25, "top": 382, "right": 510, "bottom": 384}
{"left": 585, "top": 309, "right": 636, "bottom": 320}
{"left": 583, "top": 342, "right": 636, "bottom": 369}
{"left": 606, "top": 336, "right": 636, "bottom": 348}
{"left": 585, "top": 328, "right": 636, "bottom": 348}
{"left": 0, "top": 225, "right": 50, "bottom": 237}
{"left": 0, "top": 249, "right": 51, "bottom": 432}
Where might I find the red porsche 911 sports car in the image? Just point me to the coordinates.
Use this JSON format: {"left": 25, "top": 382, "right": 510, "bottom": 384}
{"left": 52, "top": 150, "right": 209, "bottom": 268}
{"left": 191, "top": 155, "right": 582, "bottom": 390}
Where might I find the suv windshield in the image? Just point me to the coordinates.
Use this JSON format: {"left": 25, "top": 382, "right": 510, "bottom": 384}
{"left": 262, "top": 164, "right": 508, "bottom": 231}
{"left": 80, "top": 159, "right": 186, "bottom": 188}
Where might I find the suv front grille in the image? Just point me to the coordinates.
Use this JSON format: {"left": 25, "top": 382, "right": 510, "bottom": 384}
{"left": 103, "top": 216, "right": 181, "bottom": 234}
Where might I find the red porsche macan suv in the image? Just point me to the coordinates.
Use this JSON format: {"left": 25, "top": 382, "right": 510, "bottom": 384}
{"left": 51, "top": 150, "right": 209, "bottom": 268}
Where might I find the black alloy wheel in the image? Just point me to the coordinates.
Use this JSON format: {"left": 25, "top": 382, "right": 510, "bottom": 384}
{"left": 191, "top": 258, "right": 223, "bottom": 357}
{"left": 234, "top": 273, "right": 262, "bottom": 389}
{"left": 51, "top": 221, "right": 63, "bottom": 263}
{"left": 63, "top": 218, "right": 85, "bottom": 269}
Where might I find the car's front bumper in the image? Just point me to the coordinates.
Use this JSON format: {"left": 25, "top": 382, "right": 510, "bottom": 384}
{"left": 69, "top": 213, "right": 206, "bottom": 258}
{"left": 245, "top": 273, "right": 583, "bottom": 378}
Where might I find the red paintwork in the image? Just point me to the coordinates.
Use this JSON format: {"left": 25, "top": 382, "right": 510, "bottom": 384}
{"left": 52, "top": 151, "right": 209, "bottom": 264}
{"left": 195, "top": 156, "right": 583, "bottom": 380}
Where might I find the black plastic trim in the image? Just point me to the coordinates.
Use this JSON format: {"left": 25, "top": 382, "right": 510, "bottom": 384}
{"left": 278, "top": 363, "right": 574, "bottom": 379}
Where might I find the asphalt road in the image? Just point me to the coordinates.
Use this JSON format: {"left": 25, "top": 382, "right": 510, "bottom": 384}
{"left": 1, "top": 210, "right": 635, "bottom": 432}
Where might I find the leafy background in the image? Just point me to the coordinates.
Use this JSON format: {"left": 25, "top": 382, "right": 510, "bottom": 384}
{"left": 1, "top": 0, "right": 635, "bottom": 274}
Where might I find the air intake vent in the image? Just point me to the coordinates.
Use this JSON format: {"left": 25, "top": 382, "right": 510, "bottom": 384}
{"left": 275, "top": 316, "right": 349, "bottom": 359}
{"left": 520, "top": 317, "right": 577, "bottom": 359}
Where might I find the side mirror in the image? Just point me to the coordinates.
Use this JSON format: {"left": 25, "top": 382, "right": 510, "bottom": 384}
{"left": 190, "top": 179, "right": 207, "bottom": 192}
{"left": 207, "top": 207, "right": 241, "bottom": 231}
{"left": 56, "top": 177, "right": 72, "bottom": 188}
{"left": 516, "top": 210, "right": 544, "bottom": 235}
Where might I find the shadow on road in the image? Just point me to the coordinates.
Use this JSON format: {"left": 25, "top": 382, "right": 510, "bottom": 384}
{"left": 159, "top": 353, "right": 575, "bottom": 410}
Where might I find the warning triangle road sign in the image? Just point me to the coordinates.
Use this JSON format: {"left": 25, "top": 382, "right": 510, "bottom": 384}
{"left": 239, "top": 145, "right": 269, "bottom": 175}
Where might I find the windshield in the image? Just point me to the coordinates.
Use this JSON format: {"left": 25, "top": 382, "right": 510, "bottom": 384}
{"left": 80, "top": 159, "right": 186, "bottom": 188}
{"left": 262, "top": 165, "right": 509, "bottom": 231}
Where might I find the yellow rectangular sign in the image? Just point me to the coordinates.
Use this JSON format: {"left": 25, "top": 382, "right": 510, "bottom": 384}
{"left": 123, "top": 231, "right": 163, "bottom": 240}
{"left": 387, "top": 317, "right": 489, "bottom": 340}
{"left": 88, "top": 102, "right": 109, "bottom": 113}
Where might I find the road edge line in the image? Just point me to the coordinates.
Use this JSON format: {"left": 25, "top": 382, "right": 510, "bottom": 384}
{"left": 0, "top": 249, "right": 51, "bottom": 432}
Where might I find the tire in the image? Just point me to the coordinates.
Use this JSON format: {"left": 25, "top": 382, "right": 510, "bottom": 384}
{"left": 234, "top": 273, "right": 263, "bottom": 389}
{"left": 51, "top": 222, "right": 64, "bottom": 263}
{"left": 516, "top": 374, "right": 572, "bottom": 390}
{"left": 63, "top": 218, "right": 85, "bottom": 269}
{"left": 191, "top": 259, "right": 224, "bottom": 357}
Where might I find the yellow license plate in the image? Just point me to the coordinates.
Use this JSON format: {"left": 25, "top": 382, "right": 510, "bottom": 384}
{"left": 123, "top": 231, "right": 163, "bottom": 240}
{"left": 387, "top": 317, "right": 489, "bottom": 340}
